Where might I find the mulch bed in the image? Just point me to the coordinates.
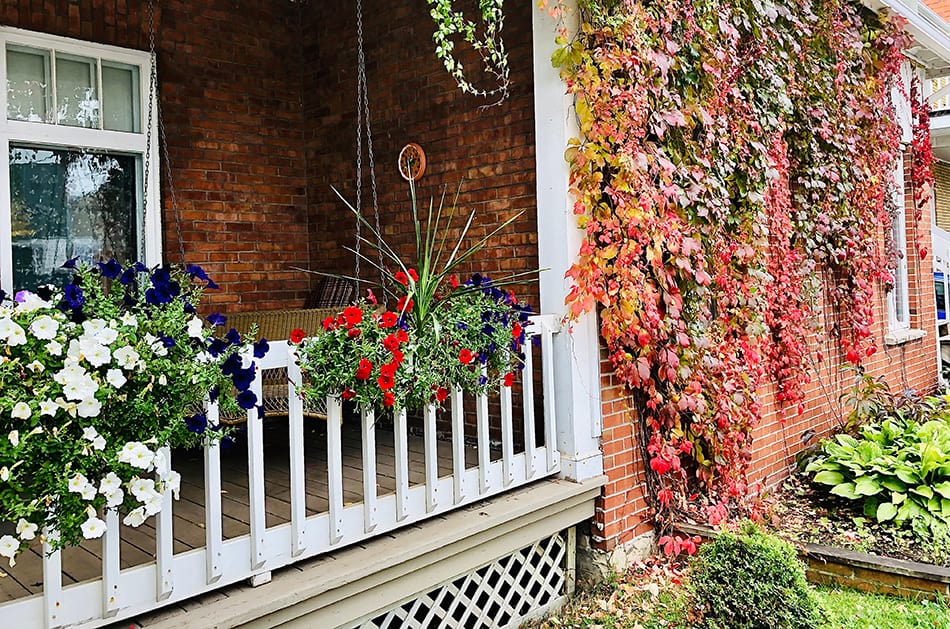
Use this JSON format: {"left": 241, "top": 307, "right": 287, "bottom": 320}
{"left": 765, "top": 471, "right": 950, "bottom": 568}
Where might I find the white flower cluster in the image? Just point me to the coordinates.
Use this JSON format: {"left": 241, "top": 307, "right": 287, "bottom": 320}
{"left": 116, "top": 442, "right": 181, "bottom": 529}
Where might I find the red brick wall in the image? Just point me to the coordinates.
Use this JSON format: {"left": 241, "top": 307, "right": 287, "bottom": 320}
{"left": 592, "top": 148, "right": 940, "bottom": 551}
{"left": 1, "top": 0, "right": 313, "bottom": 311}
{"left": 925, "top": 0, "right": 950, "bottom": 21}
{"left": 300, "top": 0, "right": 540, "bottom": 307}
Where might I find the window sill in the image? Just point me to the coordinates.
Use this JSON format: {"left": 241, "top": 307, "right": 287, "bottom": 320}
{"left": 883, "top": 328, "right": 927, "bottom": 346}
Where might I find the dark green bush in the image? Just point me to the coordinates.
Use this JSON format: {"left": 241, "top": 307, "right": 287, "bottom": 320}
{"left": 690, "top": 523, "right": 823, "bottom": 629}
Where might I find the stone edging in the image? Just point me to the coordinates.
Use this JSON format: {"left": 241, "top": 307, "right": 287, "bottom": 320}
{"left": 676, "top": 523, "right": 950, "bottom": 600}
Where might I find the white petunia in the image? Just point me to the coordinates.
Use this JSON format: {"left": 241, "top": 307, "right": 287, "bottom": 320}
{"left": 80, "top": 483, "right": 97, "bottom": 501}
{"left": 92, "top": 435, "right": 106, "bottom": 451}
{"left": 82, "top": 426, "right": 99, "bottom": 442}
{"left": 14, "top": 291, "right": 50, "bottom": 312}
{"left": 10, "top": 402, "right": 30, "bottom": 420}
{"left": 82, "top": 319, "right": 107, "bottom": 335}
{"left": 16, "top": 518, "right": 37, "bottom": 541}
{"left": 25, "top": 360, "right": 45, "bottom": 373}
{"left": 39, "top": 399, "right": 57, "bottom": 417}
{"left": 142, "top": 491, "right": 164, "bottom": 516}
{"left": 158, "top": 374, "right": 167, "bottom": 386}
{"left": 95, "top": 327, "right": 119, "bottom": 346}
{"left": 46, "top": 339, "right": 63, "bottom": 356}
{"left": 80, "top": 516, "right": 107, "bottom": 539}
{"left": 0, "top": 467, "right": 10, "bottom": 481}
{"left": 28, "top": 315, "right": 59, "bottom": 340}
{"left": 113, "top": 346, "right": 140, "bottom": 369}
{"left": 120, "top": 312, "right": 138, "bottom": 328}
{"left": 104, "top": 488, "right": 124, "bottom": 507}
{"left": 0, "top": 318, "right": 26, "bottom": 346}
{"left": 152, "top": 450, "right": 170, "bottom": 477}
{"left": 129, "top": 477, "right": 156, "bottom": 501}
{"left": 117, "top": 442, "right": 154, "bottom": 470}
{"left": 8, "top": 430, "right": 18, "bottom": 447}
{"left": 187, "top": 316, "right": 205, "bottom": 339}
{"left": 68, "top": 473, "right": 90, "bottom": 494}
{"left": 76, "top": 398, "right": 102, "bottom": 419}
{"left": 106, "top": 368, "right": 127, "bottom": 389}
{"left": 78, "top": 338, "right": 111, "bottom": 367}
{"left": 99, "top": 472, "right": 122, "bottom": 494}
{"left": 123, "top": 507, "right": 147, "bottom": 527}
{"left": 0, "top": 534, "right": 19, "bottom": 564}
{"left": 165, "top": 470, "right": 181, "bottom": 500}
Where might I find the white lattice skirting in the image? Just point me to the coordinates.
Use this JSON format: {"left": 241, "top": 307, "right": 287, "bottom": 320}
{"left": 354, "top": 529, "right": 574, "bottom": 629}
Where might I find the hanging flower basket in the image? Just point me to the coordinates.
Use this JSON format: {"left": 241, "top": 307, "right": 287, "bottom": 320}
{"left": 0, "top": 261, "right": 266, "bottom": 561}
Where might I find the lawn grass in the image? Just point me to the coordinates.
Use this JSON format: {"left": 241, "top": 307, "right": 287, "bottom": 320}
{"left": 816, "top": 587, "right": 950, "bottom": 629}
{"left": 536, "top": 576, "right": 950, "bottom": 628}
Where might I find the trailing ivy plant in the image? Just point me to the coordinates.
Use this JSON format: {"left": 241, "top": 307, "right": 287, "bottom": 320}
{"left": 427, "top": 0, "right": 510, "bottom": 105}
{"left": 554, "top": 0, "right": 922, "bottom": 529}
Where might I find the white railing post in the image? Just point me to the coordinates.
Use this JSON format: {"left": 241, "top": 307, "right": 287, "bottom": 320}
{"left": 204, "top": 401, "right": 223, "bottom": 585}
{"left": 500, "top": 382, "right": 514, "bottom": 487}
{"left": 287, "top": 347, "right": 307, "bottom": 557}
{"left": 246, "top": 359, "right": 267, "bottom": 571}
{"left": 155, "top": 446, "right": 174, "bottom": 600}
{"left": 539, "top": 320, "right": 559, "bottom": 473}
{"left": 102, "top": 510, "right": 121, "bottom": 616}
{"left": 423, "top": 404, "right": 438, "bottom": 512}
{"left": 327, "top": 396, "right": 345, "bottom": 544}
{"left": 451, "top": 386, "right": 465, "bottom": 504}
{"left": 394, "top": 408, "right": 410, "bottom": 521}
{"left": 521, "top": 346, "right": 537, "bottom": 480}
{"left": 42, "top": 528, "right": 62, "bottom": 629}
{"left": 476, "top": 369, "right": 491, "bottom": 494}
{"left": 361, "top": 408, "right": 378, "bottom": 533}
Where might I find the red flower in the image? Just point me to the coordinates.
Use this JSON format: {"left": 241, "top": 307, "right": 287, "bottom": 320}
{"left": 347, "top": 327, "right": 361, "bottom": 339}
{"left": 391, "top": 348, "right": 404, "bottom": 364}
{"left": 322, "top": 316, "right": 336, "bottom": 331}
{"left": 380, "top": 311, "right": 398, "bottom": 328}
{"left": 383, "top": 334, "right": 400, "bottom": 352}
{"left": 343, "top": 306, "right": 363, "bottom": 327}
{"left": 435, "top": 387, "right": 449, "bottom": 402}
{"left": 377, "top": 374, "right": 395, "bottom": 391}
{"left": 289, "top": 328, "right": 306, "bottom": 343}
{"left": 383, "top": 392, "right": 396, "bottom": 407}
{"left": 407, "top": 268, "right": 419, "bottom": 282}
{"left": 511, "top": 323, "right": 522, "bottom": 339}
{"left": 459, "top": 348, "right": 474, "bottom": 365}
{"left": 394, "top": 271, "right": 409, "bottom": 286}
{"left": 355, "top": 358, "right": 373, "bottom": 381}
{"left": 396, "top": 329, "right": 409, "bottom": 343}
{"left": 396, "top": 296, "right": 413, "bottom": 313}
{"left": 366, "top": 288, "right": 378, "bottom": 305}
{"left": 449, "top": 274, "right": 459, "bottom": 289}
{"left": 380, "top": 361, "right": 398, "bottom": 378}
{"left": 341, "top": 388, "right": 356, "bottom": 400}
{"left": 502, "top": 372, "right": 515, "bottom": 387}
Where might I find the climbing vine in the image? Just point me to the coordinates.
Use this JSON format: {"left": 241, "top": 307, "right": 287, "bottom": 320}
{"left": 427, "top": 0, "right": 510, "bottom": 105}
{"left": 554, "top": 0, "right": 916, "bottom": 526}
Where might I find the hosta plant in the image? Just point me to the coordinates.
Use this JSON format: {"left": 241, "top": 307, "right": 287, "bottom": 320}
{"left": 806, "top": 394, "right": 950, "bottom": 541}
{"left": 0, "top": 260, "right": 265, "bottom": 560}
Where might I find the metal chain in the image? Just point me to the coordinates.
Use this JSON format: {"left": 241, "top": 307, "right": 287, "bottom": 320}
{"left": 142, "top": 0, "right": 156, "bottom": 262}
{"left": 354, "top": 0, "right": 365, "bottom": 292}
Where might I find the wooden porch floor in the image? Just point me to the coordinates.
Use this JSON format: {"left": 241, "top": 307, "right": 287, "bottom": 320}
{"left": 0, "top": 417, "right": 488, "bottom": 604}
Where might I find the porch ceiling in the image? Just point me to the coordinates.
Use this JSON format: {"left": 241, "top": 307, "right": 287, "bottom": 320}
{"left": 864, "top": 0, "right": 950, "bottom": 76}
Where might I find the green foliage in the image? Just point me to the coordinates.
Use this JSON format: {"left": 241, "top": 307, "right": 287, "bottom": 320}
{"left": 690, "top": 523, "right": 824, "bottom": 629}
{"left": 807, "top": 392, "right": 950, "bottom": 542}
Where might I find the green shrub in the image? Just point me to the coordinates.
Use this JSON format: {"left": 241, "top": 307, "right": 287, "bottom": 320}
{"left": 690, "top": 523, "right": 823, "bottom": 629}
{"left": 805, "top": 394, "right": 950, "bottom": 541}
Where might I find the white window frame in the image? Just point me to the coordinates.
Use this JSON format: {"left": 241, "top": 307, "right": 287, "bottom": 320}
{"left": 888, "top": 151, "right": 911, "bottom": 333}
{"left": 0, "top": 26, "right": 160, "bottom": 292}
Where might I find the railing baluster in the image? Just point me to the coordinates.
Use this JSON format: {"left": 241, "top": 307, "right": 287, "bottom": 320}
{"left": 476, "top": 367, "right": 490, "bottom": 494}
{"left": 155, "top": 445, "right": 173, "bottom": 600}
{"left": 361, "top": 408, "right": 378, "bottom": 533}
{"left": 247, "top": 360, "right": 267, "bottom": 570}
{"left": 394, "top": 408, "right": 410, "bottom": 521}
{"left": 327, "top": 396, "right": 344, "bottom": 543}
{"left": 204, "top": 401, "right": 223, "bottom": 584}
{"left": 424, "top": 404, "right": 438, "bottom": 512}
{"left": 287, "top": 348, "right": 307, "bottom": 557}
{"left": 102, "top": 510, "right": 120, "bottom": 616}
{"left": 451, "top": 386, "right": 465, "bottom": 505}
{"left": 540, "top": 323, "right": 558, "bottom": 472}
{"left": 500, "top": 382, "right": 514, "bottom": 487}
{"left": 42, "top": 528, "right": 62, "bottom": 629}
{"left": 521, "top": 344, "right": 536, "bottom": 479}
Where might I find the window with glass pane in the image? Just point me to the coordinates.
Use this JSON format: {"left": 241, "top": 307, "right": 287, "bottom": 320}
{"left": 7, "top": 46, "right": 51, "bottom": 122}
{"left": 9, "top": 145, "right": 140, "bottom": 291}
{"left": 102, "top": 63, "right": 140, "bottom": 132}
{"left": 55, "top": 53, "right": 99, "bottom": 128}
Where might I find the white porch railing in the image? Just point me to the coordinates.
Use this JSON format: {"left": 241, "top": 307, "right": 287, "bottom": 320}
{"left": 4, "top": 314, "right": 562, "bottom": 629}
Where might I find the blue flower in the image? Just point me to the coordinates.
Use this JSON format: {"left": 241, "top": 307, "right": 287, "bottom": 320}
{"left": 62, "top": 283, "right": 85, "bottom": 309}
{"left": 481, "top": 324, "right": 495, "bottom": 336}
{"left": 159, "top": 334, "right": 176, "bottom": 348}
{"left": 232, "top": 367, "right": 255, "bottom": 391}
{"left": 186, "top": 413, "right": 208, "bottom": 434}
{"left": 236, "top": 390, "right": 258, "bottom": 410}
{"left": 186, "top": 264, "right": 210, "bottom": 281}
{"left": 221, "top": 353, "right": 242, "bottom": 376}
{"left": 97, "top": 259, "right": 122, "bottom": 279}
{"left": 478, "top": 375, "right": 487, "bottom": 386}
{"left": 183, "top": 301, "right": 196, "bottom": 314}
{"left": 0, "top": 289, "right": 5, "bottom": 303}
{"left": 119, "top": 267, "right": 138, "bottom": 285}
{"left": 61, "top": 257, "right": 79, "bottom": 269}
{"left": 207, "top": 337, "right": 229, "bottom": 357}
{"left": 207, "top": 313, "right": 227, "bottom": 327}
{"left": 225, "top": 328, "right": 241, "bottom": 345}
{"left": 145, "top": 286, "right": 171, "bottom": 306}
{"left": 253, "top": 338, "right": 269, "bottom": 359}
{"left": 206, "top": 278, "right": 220, "bottom": 290}
{"left": 209, "top": 386, "right": 220, "bottom": 403}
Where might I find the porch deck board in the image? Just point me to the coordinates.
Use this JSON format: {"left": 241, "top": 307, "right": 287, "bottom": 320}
{"left": 0, "top": 418, "right": 486, "bottom": 604}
